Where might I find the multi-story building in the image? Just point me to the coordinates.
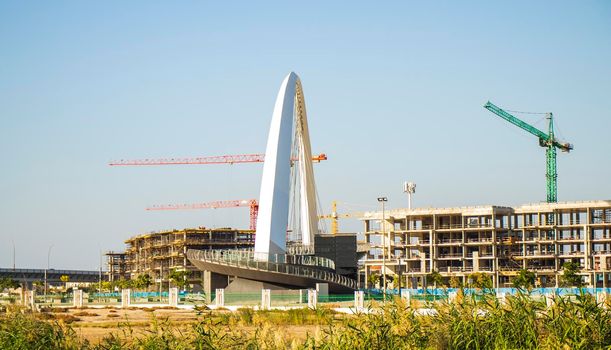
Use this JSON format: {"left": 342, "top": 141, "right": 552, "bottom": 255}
{"left": 105, "top": 251, "right": 128, "bottom": 282}
{"left": 108, "top": 227, "right": 254, "bottom": 290}
{"left": 361, "top": 200, "right": 611, "bottom": 288}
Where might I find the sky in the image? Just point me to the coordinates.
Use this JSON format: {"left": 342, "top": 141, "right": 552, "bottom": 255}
{"left": 1, "top": 1, "right": 610, "bottom": 270}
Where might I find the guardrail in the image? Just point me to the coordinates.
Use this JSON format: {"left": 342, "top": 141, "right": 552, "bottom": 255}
{"left": 187, "top": 249, "right": 357, "bottom": 290}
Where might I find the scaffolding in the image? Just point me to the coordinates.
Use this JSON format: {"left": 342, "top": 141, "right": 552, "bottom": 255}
{"left": 108, "top": 227, "right": 255, "bottom": 288}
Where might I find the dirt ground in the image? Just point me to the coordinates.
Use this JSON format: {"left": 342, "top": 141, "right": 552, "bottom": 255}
{"left": 56, "top": 307, "right": 319, "bottom": 344}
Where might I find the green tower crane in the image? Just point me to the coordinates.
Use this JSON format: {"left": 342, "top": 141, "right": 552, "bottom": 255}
{"left": 484, "top": 101, "right": 573, "bottom": 203}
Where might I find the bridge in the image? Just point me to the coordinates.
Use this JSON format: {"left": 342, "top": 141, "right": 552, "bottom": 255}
{"left": 0, "top": 268, "right": 105, "bottom": 286}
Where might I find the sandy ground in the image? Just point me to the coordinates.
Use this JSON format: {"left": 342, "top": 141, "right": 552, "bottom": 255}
{"left": 55, "top": 307, "right": 319, "bottom": 344}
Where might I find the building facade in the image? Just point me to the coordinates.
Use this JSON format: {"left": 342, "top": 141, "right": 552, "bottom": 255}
{"left": 361, "top": 201, "right": 611, "bottom": 288}
{"left": 107, "top": 227, "right": 254, "bottom": 289}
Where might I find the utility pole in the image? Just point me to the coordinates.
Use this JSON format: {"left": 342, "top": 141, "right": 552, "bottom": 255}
{"left": 99, "top": 250, "right": 103, "bottom": 296}
{"left": 377, "top": 197, "right": 388, "bottom": 302}
{"left": 45, "top": 245, "right": 54, "bottom": 303}
{"left": 12, "top": 240, "right": 15, "bottom": 271}
{"left": 403, "top": 182, "right": 416, "bottom": 210}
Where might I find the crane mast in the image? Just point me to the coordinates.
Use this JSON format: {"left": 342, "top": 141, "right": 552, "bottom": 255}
{"left": 484, "top": 101, "right": 573, "bottom": 203}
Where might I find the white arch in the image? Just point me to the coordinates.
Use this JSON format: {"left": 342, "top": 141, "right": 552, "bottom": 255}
{"left": 254, "top": 72, "right": 318, "bottom": 261}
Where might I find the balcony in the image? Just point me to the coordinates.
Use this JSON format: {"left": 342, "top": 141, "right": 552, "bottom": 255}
{"left": 438, "top": 253, "right": 462, "bottom": 259}
{"left": 438, "top": 238, "right": 462, "bottom": 245}
{"left": 465, "top": 237, "right": 493, "bottom": 244}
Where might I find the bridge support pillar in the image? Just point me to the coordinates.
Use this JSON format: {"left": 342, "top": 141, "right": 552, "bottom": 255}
{"left": 73, "top": 289, "right": 83, "bottom": 308}
{"left": 169, "top": 287, "right": 179, "bottom": 307}
{"left": 315, "top": 283, "right": 328, "bottom": 297}
{"left": 261, "top": 289, "right": 271, "bottom": 310}
{"left": 121, "top": 289, "right": 131, "bottom": 308}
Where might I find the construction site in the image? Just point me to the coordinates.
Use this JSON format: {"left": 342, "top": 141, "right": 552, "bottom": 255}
{"left": 106, "top": 227, "right": 255, "bottom": 290}
{"left": 362, "top": 201, "right": 611, "bottom": 289}
{"left": 102, "top": 80, "right": 608, "bottom": 294}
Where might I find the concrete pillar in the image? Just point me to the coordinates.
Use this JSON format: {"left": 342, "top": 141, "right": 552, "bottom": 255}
{"left": 73, "top": 289, "right": 83, "bottom": 308}
{"left": 448, "top": 291, "right": 457, "bottom": 304}
{"left": 215, "top": 288, "right": 224, "bottom": 307}
{"left": 299, "top": 289, "right": 307, "bottom": 304}
{"left": 420, "top": 253, "right": 427, "bottom": 273}
{"left": 354, "top": 291, "right": 364, "bottom": 311}
{"left": 545, "top": 292, "right": 555, "bottom": 308}
{"left": 261, "top": 289, "right": 271, "bottom": 310}
{"left": 24, "top": 290, "right": 35, "bottom": 309}
{"left": 316, "top": 283, "right": 328, "bottom": 297}
{"left": 307, "top": 289, "right": 317, "bottom": 309}
{"left": 121, "top": 289, "right": 131, "bottom": 308}
{"left": 202, "top": 271, "right": 229, "bottom": 302}
{"left": 596, "top": 291, "right": 608, "bottom": 308}
{"left": 401, "top": 289, "right": 411, "bottom": 307}
{"left": 473, "top": 251, "right": 480, "bottom": 272}
{"left": 169, "top": 287, "right": 179, "bottom": 307}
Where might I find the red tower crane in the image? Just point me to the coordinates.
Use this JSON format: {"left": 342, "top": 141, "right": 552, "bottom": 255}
{"left": 109, "top": 153, "right": 327, "bottom": 166}
{"left": 146, "top": 199, "right": 259, "bottom": 231}
{"left": 112, "top": 153, "right": 326, "bottom": 231}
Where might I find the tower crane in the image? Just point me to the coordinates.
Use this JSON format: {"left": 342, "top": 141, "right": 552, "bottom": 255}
{"left": 318, "top": 201, "right": 364, "bottom": 234}
{"left": 109, "top": 153, "right": 327, "bottom": 166}
{"left": 146, "top": 199, "right": 259, "bottom": 231}
{"left": 484, "top": 101, "right": 573, "bottom": 203}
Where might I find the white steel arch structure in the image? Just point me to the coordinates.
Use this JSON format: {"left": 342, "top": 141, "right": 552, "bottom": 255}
{"left": 254, "top": 72, "right": 318, "bottom": 261}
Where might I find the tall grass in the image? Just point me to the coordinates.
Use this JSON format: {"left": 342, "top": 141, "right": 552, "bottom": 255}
{"left": 1, "top": 292, "right": 610, "bottom": 349}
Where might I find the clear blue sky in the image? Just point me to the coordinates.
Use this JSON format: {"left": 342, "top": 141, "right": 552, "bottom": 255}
{"left": 1, "top": 1, "right": 610, "bottom": 270}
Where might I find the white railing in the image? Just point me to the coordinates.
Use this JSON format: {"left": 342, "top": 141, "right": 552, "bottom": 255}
{"left": 187, "top": 249, "right": 357, "bottom": 290}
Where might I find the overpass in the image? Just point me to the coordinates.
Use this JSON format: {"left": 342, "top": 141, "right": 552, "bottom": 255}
{"left": 0, "top": 268, "right": 105, "bottom": 286}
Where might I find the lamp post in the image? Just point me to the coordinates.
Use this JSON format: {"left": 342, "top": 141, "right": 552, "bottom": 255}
{"left": 377, "top": 197, "right": 388, "bottom": 302}
{"left": 45, "top": 245, "right": 54, "bottom": 303}
{"left": 11, "top": 240, "right": 15, "bottom": 271}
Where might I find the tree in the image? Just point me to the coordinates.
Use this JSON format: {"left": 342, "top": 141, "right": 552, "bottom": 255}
{"left": 169, "top": 269, "right": 189, "bottom": 290}
{"left": 513, "top": 269, "right": 536, "bottom": 290}
{"left": 100, "top": 281, "right": 113, "bottom": 292}
{"left": 60, "top": 275, "right": 70, "bottom": 290}
{"left": 0, "top": 278, "right": 19, "bottom": 291}
{"left": 367, "top": 273, "right": 380, "bottom": 288}
{"left": 468, "top": 272, "right": 492, "bottom": 290}
{"left": 449, "top": 275, "right": 462, "bottom": 289}
{"left": 133, "top": 274, "right": 152, "bottom": 290}
{"left": 32, "top": 280, "right": 44, "bottom": 293}
{"left": 115, "top": 278, "right": 132, "bottom": 290}
{"left": 561, "top": 261, "right": 583, "bottom": 287}
{"left": 427, "top": 270, "right": 444, "bottom": 289}
{"left": 392, "top": 274, "right": 401, "bottom": 289}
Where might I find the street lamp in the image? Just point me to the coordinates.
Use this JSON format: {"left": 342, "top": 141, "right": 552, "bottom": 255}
{"left": 377, "top": 197, "right": 388, "bottom": 302}
{"left": 45, "top": 245, "right": 54, "bottom": 303}
{"left": 11, "top": 240, "right": 15, "bottom": 271}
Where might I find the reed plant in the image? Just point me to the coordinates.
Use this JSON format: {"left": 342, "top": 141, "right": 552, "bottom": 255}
{"left": 1, "top": 292, "right": 610, "bottom": 349}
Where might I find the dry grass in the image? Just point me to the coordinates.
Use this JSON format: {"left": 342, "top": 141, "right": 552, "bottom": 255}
{"left": 1, "top": 292, "right": 610, "bottom": 349}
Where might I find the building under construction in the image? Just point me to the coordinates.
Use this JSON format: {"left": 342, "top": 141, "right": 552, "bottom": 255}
{"left": 362, "top": 200, "right": 611, "bottom": 289}
{"left": 106, "top": 227, "right": 254, "bottom": 290}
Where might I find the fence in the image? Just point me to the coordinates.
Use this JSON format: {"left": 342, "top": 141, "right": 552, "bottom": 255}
{"left": 5, "top": 287, "right": 610, "bottom": 310}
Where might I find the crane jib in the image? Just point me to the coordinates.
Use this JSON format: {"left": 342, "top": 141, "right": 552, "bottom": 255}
{"left": 483, "top": 101, "right": 573, "bottom": 203}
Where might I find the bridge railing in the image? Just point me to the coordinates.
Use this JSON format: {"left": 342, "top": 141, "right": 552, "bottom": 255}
{"left": 187, "top": 249, "right": 357, "bottom": 290}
